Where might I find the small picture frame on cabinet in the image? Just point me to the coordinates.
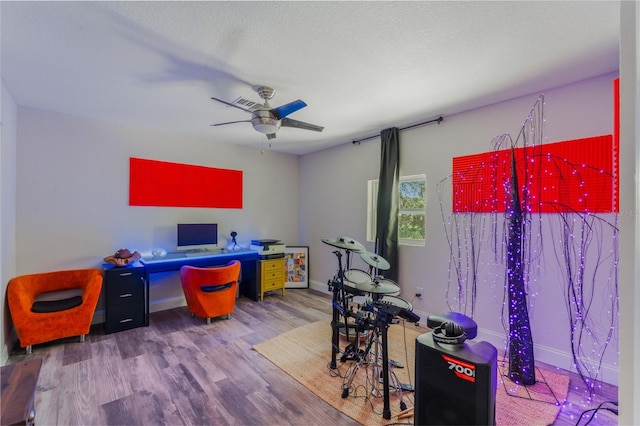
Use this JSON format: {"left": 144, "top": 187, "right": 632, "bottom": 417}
{"left": 284, "top": 246, "right": 309, "bottom": 288}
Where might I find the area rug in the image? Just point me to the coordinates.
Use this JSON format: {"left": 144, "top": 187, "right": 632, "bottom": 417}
{"left": 253, "top": 320, "right": 569, "bottom": 425}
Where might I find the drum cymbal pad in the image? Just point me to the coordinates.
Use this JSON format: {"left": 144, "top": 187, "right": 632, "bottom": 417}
{"left": 360, "top": 251, "right": 390, "bottom": 270}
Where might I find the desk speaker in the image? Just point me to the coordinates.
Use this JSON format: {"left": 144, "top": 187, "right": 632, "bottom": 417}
{"left": 414, "top": 332, "right": 497, "bottom": 425}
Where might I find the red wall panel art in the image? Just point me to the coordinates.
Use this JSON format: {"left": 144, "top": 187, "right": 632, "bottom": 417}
{"left": 452, "top": 135, "right": 618, "bottom": 214}
{"left": 129, "top": 158, "right": 243, "bottom": 208}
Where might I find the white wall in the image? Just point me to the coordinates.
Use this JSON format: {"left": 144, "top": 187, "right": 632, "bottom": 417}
{"left": 1, "top": 80, "right": 18, "bottom": 364}
{"left": 300, "top": 72, "right": 622, "bottom": 385}
{"left": 15, "top": 107, "right": 300, "bottom": 318}
{"left": 618, "top": 0, "right": 639, "bottom": 423}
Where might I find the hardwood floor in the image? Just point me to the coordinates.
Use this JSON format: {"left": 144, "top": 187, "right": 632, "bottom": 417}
{"left": 6, "top": 289, "right": 618, "bottom": 425}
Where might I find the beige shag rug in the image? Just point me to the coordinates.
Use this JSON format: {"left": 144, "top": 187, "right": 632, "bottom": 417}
{"left": 253, "top": 320, "right": 569, "bottom": 425}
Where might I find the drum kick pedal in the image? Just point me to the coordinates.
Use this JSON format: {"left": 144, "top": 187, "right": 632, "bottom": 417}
{"left": 369, "top": 350, "right": 404, "bottom": 368}
{"left": 379, "top": 377, "right": 415, "bottom": 392}
{"left": 388, "top": 357, "right": 404, "bottom": 368}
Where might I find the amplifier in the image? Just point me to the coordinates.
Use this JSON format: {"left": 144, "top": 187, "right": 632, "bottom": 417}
{"left": 414, "top": 332, "right": 497, "bottom": 425}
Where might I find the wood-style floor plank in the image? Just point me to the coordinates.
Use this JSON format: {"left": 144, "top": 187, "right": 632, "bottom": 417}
{"left": 6, "top": 289, "right": 617, "bottom": 425}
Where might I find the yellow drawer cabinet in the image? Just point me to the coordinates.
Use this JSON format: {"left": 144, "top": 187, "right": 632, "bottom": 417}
{"left": 258, "top": 257, "right": 286, "bottom": 301}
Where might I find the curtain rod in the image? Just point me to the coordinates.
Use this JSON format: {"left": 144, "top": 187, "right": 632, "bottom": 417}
{"left": 351, "top": 116, "right": 444, "bottom": 145}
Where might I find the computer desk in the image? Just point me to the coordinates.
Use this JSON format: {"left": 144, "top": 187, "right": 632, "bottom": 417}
{"left": 140, "top": 248, "right": 261, "bottom": 301}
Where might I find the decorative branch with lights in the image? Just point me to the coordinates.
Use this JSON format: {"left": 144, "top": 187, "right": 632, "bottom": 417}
{"left": 437, "top": 95, "right": 619, "bottom": 392}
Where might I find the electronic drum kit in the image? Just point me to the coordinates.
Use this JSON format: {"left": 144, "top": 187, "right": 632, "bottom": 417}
{"left": 322, "top": 235, "right": 420, "bottom": 420}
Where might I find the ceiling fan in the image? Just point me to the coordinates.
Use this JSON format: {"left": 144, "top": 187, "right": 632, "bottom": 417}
{"left": 210, "top": 86, "right": 324, "bottom": 140}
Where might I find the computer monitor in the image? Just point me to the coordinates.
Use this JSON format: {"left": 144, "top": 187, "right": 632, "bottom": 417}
{"left": 177, "top": 223, "right": 218, "bottom": 251}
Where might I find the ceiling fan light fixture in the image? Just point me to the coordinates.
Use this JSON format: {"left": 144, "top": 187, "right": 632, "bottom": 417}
{"left": 252, "top": 115, "right": 280, "bottom": 134}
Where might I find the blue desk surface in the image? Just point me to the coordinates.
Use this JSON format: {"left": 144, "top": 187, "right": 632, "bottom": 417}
{"left": 140, "top": 248, "right": 259, "bottom": 274}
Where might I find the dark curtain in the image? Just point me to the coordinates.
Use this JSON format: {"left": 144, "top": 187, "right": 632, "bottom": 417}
{"left": 375, "top": 127, "right": 399, "bottom": 282}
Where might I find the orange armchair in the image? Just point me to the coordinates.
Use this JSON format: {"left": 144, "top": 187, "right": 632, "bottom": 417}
{"left": 7, "top": 269, "right": 103, "bottom": 353}
{"left": 180, "top": 260, "right": 241, "bottom": 324}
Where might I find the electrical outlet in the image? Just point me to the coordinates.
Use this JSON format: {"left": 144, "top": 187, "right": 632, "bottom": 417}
{"left": 416, "top": 287, "right": 423, "bottom": 298}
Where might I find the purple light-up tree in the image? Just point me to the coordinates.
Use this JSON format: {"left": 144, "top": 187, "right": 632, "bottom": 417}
{"left": 505, "top": 148, "right": 536, "bottom": 385}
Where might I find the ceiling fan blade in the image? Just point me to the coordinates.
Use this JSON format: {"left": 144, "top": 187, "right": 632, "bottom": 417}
{"left": 210, "top": 120, "right": 251, "bottom": 127}
{"left": 266, "top": 133, "right": 277, "bottom": 140}
{"left": 211, "top": 96, "right": 255, "bottom": 114}
{"left": 280, "top": 117, "right": 324, "bottom": 132}
{"left": 271, "top": 99, "right": 307, "bottom": 120}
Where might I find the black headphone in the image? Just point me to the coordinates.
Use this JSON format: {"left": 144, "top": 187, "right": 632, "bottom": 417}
{"left": 432, "top": 321, "right": 467, "bottom": 345}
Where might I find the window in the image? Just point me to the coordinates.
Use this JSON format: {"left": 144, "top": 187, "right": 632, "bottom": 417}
{"left": 367, "top": 174, "right": 426, "bottom": 247}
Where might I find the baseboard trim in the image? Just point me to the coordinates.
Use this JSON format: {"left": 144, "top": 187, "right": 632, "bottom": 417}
{"left": 1, "top": 332, "right": 14, "bottom": 364}
{"left": 309, "top": 279, "right": 331, "bottom": 295}
{"left": 92, "top": 309, "right": 105, "bottom": 325}
{"left": 1, "top": 345, "right": 8, "bottom": 365}
{"left": 149, "top": 296, "right": 187, "bottom": 313}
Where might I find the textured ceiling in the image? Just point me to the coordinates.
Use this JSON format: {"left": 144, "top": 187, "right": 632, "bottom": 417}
{"left": 1, "top": 1, "right": 620, "bottom": 155}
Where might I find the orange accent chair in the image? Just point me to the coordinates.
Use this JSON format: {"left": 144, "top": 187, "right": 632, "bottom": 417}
{"left": 7, "top": 269, "right": 103, "bottom": 353}
{"left": 180, "top": 260, "right": 241, "bottom": 324}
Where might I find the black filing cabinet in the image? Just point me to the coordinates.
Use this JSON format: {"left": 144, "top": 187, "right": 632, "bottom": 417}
{"left": 102, "top": 262, "right": 148, "bottom": 334}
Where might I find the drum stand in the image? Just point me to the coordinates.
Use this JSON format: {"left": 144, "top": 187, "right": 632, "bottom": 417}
{"left": 329, "top": 249, "right": 359, "bottom": 369}
{"left": 340, "top": 316, "right": 376, "bottom": 395}
{"left": 339, "top": 304, "right": 398, "bottom": 420}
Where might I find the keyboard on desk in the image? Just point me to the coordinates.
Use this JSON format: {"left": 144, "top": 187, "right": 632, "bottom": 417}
{"left": 182, "top": 249, "right": 227, "bottom": 257}
{"left": 184, "top": 251, "right": 211, "bottom": 257}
